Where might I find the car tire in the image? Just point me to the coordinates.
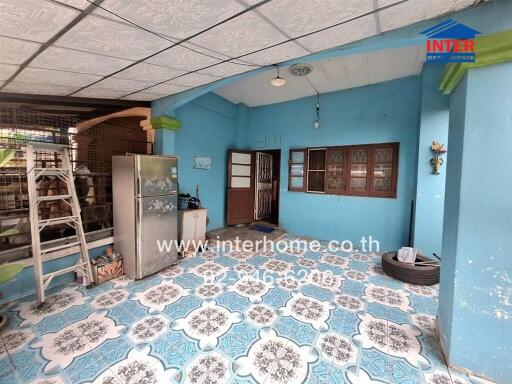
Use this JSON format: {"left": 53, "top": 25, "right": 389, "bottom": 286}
{"left": 382, "top": 252, "right": 439, "bottom": 285}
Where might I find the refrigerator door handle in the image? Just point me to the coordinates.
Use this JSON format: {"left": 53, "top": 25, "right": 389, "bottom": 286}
{"left": 135, "top": 198, "right": 143, "bottom": 279}
{"left": 136, "top": 156, "right": 143, "bottom": 198}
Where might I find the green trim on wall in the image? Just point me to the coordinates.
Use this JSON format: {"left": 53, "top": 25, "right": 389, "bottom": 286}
{"left": 439, "top": 29, "right": 512, "bottom": 94}
{"left": 151, "top": 115, "right": 182, "bottom": 131}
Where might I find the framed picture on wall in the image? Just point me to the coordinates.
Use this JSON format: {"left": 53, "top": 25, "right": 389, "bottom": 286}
{"left": 193, "top": 155, "right": 212, "bottom": 170}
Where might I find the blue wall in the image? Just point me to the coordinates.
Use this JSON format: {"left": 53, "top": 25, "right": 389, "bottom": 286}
{"left": 173, "top": 93, "right": 239, "bottom": 231}
{"left": 247, "top": 76, "right": 420, "bottom": 251}
{"left": 0, "top": 244, "right": 111, "bottom": 305}
{"left": 412, "top": 64, "right": 449, "bottom": 257}
{"left": 439, "top": 62, "right": 512, "bottom": 383}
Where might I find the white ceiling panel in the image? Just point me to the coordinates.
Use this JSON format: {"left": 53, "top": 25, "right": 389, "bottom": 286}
{"left": 215, "top": 45, "right": 424, "bottom": 107}
{"left": 0, "top": 0, "right": 79, "bottom": 42}
{"left": 72, "top": 88, "right": 128, "bottom": 99}
{"left": 52, "top": 0, "right": 91, "bottom": 10}
{"left": 30, "top": 47, "right": 134, "bottom": 76}
{"left": 0, "top": 0, "right": 480, "bottom": 100}
{"left": 3, "top": 82, "right": 78, "bottom": 96}
{"left": 341, "top": 54, "right": 370, "bottom": 89}
{"left": 216, "top": 68, "right": 317, "bottom": 107}
{"left": 253, "top": 0, "right": 374, "bottom": 37}
{"left": 378, "top": 0, "right": 465, "bottom": 33}
{"left": 15, "top": 67, "right": 102, "bottom": 87}
{"left": 113, "top": 63, "right": 186, "bottom": 82}
{"left": 55, "top": 15, "right": 169, "bottom": 60}
{"left": 168, "top": 73, "right": 220, "bottom": 88}
{"left": 121, "top": 92, "right": 163, "bottom": 101}
{"left": 0, "top": 64, "right": 18, "bottom": 81}
{"left": 95, "top": 0, "right": 246, "bottom": 40}
{"left": 242, "top": 42, "right": 310, "bottom": 66}
{"left": 198, "top": 62, "right": 253, "bottom": 78}
{"left": 144, "top": 83, "right": 191, "bottom": 96}
{"left": 298, "top": 15, "right": 378, "bottom": 53}
{"left": 189, "top": 11, "right": 288, "bottom": 58}
{"left": 146, "top": 45, "right": 223, "bottom": 71}
{"left": 366, "top": 50, "right": 393, "bottom": 85}
{"left": 0, "top": 37, "right": 41, "bottom": 65}
{"left": 91, "top": 77, "right": 155, "bottom": 92}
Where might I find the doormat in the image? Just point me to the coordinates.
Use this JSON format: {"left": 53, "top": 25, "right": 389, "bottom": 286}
{"left": 251, "top": 224, "right": 275, "bottom": 233}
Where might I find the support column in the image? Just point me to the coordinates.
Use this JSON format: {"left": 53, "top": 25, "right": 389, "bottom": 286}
{"left": 438, "top": 61, "right": 512, "bottom": 383}
{"left": 413, "top": 64, "right": 449, "bottom": 257}
{"left": 151, "top": 115, "right": 181, "bottom": 155}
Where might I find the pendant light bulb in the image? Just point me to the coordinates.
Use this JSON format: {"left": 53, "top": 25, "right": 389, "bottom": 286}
{"left": 270, "top": 65, "right": 286, "bottom": 87}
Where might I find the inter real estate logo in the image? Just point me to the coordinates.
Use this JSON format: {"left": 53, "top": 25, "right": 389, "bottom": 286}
{"left": 420, "top": 19, "right": 481, "bottom": 63}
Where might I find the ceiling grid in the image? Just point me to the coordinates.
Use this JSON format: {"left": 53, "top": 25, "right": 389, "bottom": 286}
{"left": 0, "top": 0, "right": 484, "bottom": 102}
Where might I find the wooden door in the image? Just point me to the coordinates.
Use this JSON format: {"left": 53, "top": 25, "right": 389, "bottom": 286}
{"left": 255, "top": 152, "right": 273, "bottom": 220}
{"left": 227, "top": 150, "right": 254, "bottom": 225}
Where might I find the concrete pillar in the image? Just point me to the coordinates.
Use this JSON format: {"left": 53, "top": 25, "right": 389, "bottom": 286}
{"left": 438, "top": 62, "right": 512, "bottom": 383}
{"left": 154, "top": 128, "right": 176, "bottom": 155}
{"left": 413, "top": 64, "right": 449, "bottom": 257}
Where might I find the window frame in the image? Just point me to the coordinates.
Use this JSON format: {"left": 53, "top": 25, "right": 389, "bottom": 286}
{"left": 370, "top": 143, "right": 399, "bottom": 198}
{"left": 347, "top": 144, "right": 372, "bottom": 196}
{"left": 288, "top": 149, "right": 307, "bottom": 192}
{"left": 288, "top": 142, "right": 399, "bottom": 198}
{"left": 306, "top": 148, "right": 327, "bottom": 194}
{"left": 325, "top": 146, "right": 347, "bottom": 195}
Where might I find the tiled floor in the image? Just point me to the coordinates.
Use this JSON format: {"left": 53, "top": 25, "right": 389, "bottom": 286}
{"left": 0, "top": 238, "right": 485, "bottom": 384}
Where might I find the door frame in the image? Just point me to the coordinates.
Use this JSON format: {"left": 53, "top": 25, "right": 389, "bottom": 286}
{"left": 256, "top": 149, "right": 280, "bottom": 225}
{"left": 226, "top": 149, "right": 281, "bottom": 226}
{"left": 226, "top": 149, "right": 255, "bottom": 225}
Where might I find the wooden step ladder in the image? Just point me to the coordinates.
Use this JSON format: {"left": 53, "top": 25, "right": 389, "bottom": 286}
{"left": 26, "top": 143, "right": 93, "bottom": 303}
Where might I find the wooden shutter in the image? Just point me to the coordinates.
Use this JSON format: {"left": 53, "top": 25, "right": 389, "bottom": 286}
{"left": 325, "top": 146, "right": 347, "bottom": 194}
{"left": 370, "top": 143, "right": 399, "bottom": 198}
{"left": 348, "top": 145, "right": 371, "bottom": 196}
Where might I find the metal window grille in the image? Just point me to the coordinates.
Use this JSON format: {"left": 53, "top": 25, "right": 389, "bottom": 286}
{"left": 0, "top": 107, "right": 152, "bottom": 260}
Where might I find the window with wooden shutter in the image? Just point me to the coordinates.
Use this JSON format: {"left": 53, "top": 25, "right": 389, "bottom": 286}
{"left": 307, "top": 148, "right": 326, "bottom": 193}
{"left": 370, "top": 143, "right": 399, "bottom": 197}
{"left": 349, "top": 145, "right": 371, "bottom": 196}
{"left": 325, "top": 147, "right": 346, "bottom": 194}
{"left": 288, "top": 142, "right": 398, "bottom": 198}
{"left": 288, "top": 149, "right": 306, "bottom": 191}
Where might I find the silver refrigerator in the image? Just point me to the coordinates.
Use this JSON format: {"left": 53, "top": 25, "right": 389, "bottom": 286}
{"left": 112, "top": 154, "right": 178, "bottom": 279}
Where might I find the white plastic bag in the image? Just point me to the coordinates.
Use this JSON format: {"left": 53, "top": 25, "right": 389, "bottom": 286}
{"left": 397, "top": 247, "right": 417, "bottom": 264}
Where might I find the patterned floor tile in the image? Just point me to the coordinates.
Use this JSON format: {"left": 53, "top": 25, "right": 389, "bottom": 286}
{"left": 1, "top": 239, "right": 451, "bottom": 384}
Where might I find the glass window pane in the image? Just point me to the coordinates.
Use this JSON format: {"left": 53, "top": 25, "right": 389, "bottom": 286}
{"left": 308, "top": 171, "right": 325, "bottom": 192}
{"left": 291, "top": 151, "right": 304, "bottom": 164}
{"left": 327, "top": 164, "right": 343, "bottom": 177}
{"left": 374, "top": 148, "right": 393, "bottom": 162}
{"left": 373, "top": 163, "right": 392, "bottom": 178}
{"left": 327, "top": 177, "right": 343, "bottom": 190}
{"left": 290, "top": 176, "right": 303, "bottom": 189}
{"left": 232, "top": 152, "right": 251, "bottom": 164}
{"left": 373, "top": 177, "right": 392, "bottom": 192}
{"left": 350, "top": 177, "right": 366, "bottom": 191}
{"left": 351, "top": 149, "right": 368, "bottom": 163}
{"left": 232, "top": 164, "right": 251, "bottom": 176}
{"left": 291, "top": 164, "right": 304, "bottom": 176}
{"left": 351, "top": 164, "right": 367, "bottom": 177}
{"left": 231, "top": 176, "right": 250, "bottom": 188}
{"left": 328, "top": 150, "right": 344, "bottom": 164}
